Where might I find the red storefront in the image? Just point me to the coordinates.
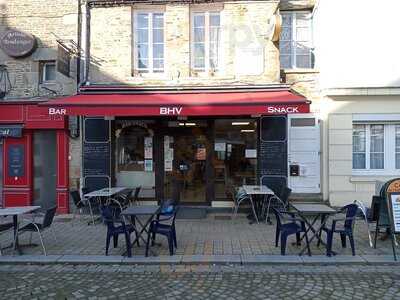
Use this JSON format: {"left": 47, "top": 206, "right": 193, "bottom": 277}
{"left": 0, "top": 101, "right": 69, "bottom": 213}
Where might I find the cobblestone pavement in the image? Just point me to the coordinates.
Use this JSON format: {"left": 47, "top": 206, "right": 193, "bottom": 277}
{"left": 0, "top": 264, "right": 399, "bottom": 299}
{"left": 0, "top": 213, "right": 397, "bottom": 256}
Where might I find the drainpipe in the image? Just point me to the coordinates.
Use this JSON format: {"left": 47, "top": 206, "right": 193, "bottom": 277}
{"left": 77, "top": 0, "right": 82, "bottom": 91}
{"left": 84, "top": 1, "right": 91, "bottom": 84}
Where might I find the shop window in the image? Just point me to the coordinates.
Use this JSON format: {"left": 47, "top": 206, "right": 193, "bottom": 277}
{"left": 214, "top": 119, "right": 257, "bottom": 200}
{"left": 279, "top": 11, "right": 314, "bottom": 69}
{"left": 115, "top": 122, "right": 155, "bottom": 198}
{"left": 133, "top": 11, "right": 164, "bottom": 74}
{"left": 191, "top": 11, "right": 221, "bottom": 73}
{"left": 352, "top": 123, "right": 400, "bottom": 174}
{"left": 39, "top": 61, "right": 56, "bottom": 83}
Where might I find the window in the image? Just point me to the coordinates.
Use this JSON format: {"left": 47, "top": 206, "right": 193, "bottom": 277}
{"left": 352, "top": 124, "right": 400, "bottom": 173}
{"left": 134, "top": 12, "right": 164, "bottom": 73}
{"left": 39, "top": 61, "right": 56, "bottom": 83}
{"left": 279, "top": 11, "right": 313, "bottom": 69}
{"left": 191, "top": 11, "right": 221, "bottom": 73}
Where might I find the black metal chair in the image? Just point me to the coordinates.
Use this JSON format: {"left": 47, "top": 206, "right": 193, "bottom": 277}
{"left": 15, "top": 206, "right": 58, "bottom": 256}
{"left": 264, "top": 187, "right": 292, "bottom": 224}
{"left": 0, "top": 219, "right": 14, "bottom": 256}
{"left": 70, "top": 190, "right": 95, "bottom": 225}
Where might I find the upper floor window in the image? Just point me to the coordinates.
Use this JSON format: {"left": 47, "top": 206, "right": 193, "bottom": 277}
{"left": 134, "top": 11, "right": 164, "bottom": 73}
{"left": 352, "top": 123, "right": 400, "bottom": 174}
{"left": 39, "top": 61, "right": 56, "bottom": 83}
{"left": 191, "top": 11, "right": 221, "bottom": 73}
{"left": 279, "top": 11, "right": 313, "bottom": 69}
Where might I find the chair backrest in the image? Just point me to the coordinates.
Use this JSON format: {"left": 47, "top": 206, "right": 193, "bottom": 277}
{"left": 42, "top": 206, "right": 57, "bottom": 229}
{"left": 278, "top": 187, "right": 292, "bottom": 207}
{"left": 70, "top": 190, "right": 84, "bottom": 208}
{"left": 100, "top": 206, "right": 117, "bottom": 230}
{"left": 343, "top": 203, "right": 359, "bottom": 229}
{"left": 133, "top": 186, "right": 141, "bottom": 201}
{"left": 271, "top": 208, "right": 283, "bottom": 228}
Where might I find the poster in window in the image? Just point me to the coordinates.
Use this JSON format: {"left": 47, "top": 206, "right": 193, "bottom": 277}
{"left": 196, "top": 148, "right": 206, "bottom": 161}
{"left": 8, "top": 144, "right": 25, "bottom": 177}
{"left": 144, "top": 137, "right": 153, "bottom": 159}
{"left": 144, "top": 159, "right": 153, "bottom": 172}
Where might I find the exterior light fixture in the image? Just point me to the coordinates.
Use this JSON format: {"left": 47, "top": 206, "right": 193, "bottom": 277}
{"left": 232, "top": 122, "right": 250, "bottom": 126}
{"left": 0, "top": 65, "right": 12, "bottom": 99}
{"left": 241, "top": 129, "right": 255, "bottom": 133}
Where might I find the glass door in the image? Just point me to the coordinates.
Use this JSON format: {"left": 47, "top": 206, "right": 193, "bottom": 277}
{"left": 0, "top": 140, "right": 3, "bottom": 207}
{"left": 33, "top": 131, "right": 57, "bottom": 208}
{"left": 164, "top": 122, "right": 209, "bottom": 204}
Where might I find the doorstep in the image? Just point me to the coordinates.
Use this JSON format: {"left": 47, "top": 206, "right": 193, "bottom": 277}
{"left": 0, "top": 254, "right": 399, "bottom": 266}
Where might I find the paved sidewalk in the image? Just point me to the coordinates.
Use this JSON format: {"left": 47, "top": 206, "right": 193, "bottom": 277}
{"left": 0, "top": 264, "right": 399, "bottom": 299}
{"left": 0, "top": 213, "right": 398, "bottom": 259}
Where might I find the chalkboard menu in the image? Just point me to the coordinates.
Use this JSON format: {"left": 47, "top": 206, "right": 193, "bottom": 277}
{"left": 259, "top": 116, "right": 287, "bottom": 190}
{"left": 8, "top": 144, "right": 25, "bottom": 177}
{"left": 83, "top": 118, "right": 111, "bottom": 192}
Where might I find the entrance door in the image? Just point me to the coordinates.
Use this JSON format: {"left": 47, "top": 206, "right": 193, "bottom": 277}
{"left": 288, "top": 114, "right": 321, "bottom": 193}
{"left": 164, "top": 123, "right": 209, "bottom": 204}
{"left": 33, "top": 131, "right": 57, "bottom": 208}
{"left": 0, "top": 140, "right": 3, "bottom": 207}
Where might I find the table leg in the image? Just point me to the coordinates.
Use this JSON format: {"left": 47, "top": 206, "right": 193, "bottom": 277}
{"left": 13, "top": 215, "right": 22, "bottom": 255}
{"left": 299, "top": 214, "right": 330, "bottom": 256}
{"left": 124, "top": 214, "right": 158, "bottom": 257}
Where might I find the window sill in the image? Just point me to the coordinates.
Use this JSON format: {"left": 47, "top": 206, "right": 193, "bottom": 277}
{"left": 281, "top": 68, "right": 319, "bottom": 74}
{"left": 350, "top": 172, "right": 400, "bottom": 182}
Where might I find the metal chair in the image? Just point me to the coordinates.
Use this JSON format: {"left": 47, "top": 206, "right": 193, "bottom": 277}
{"left": 14, "top": 206, "right": 58, "bottom": 256}
{"left": 232, "top": 187, "right": 258, "bottom": 223}
{"left": 0, "top": 219, "right": 14, "bottom": 256}
{"left": 70, "top": 190, "right": 95, "bottom": 225}
{"left": 263, "top": 187, "right": 292, "bottom": 224}
{"left": 130, "top": 186, "right": 141, "bottom": 206}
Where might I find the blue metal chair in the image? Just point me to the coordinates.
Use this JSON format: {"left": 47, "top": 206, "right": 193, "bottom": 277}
{"left": 322, "top": 203, "right": 358, "bottom": 256}
{"left": 272, "top": 207, "right": 309, "bottom": 255}
{"left": 146, "top": 205, "right": 179, "bottom": 256}
{"left": 100, "top": 206, "right": 135, "bottom": 256}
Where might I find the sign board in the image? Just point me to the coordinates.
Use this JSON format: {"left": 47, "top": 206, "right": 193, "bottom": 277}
{"left": 83, "top": 118, "right": 111, "bottom": 192}
{"left": 259, "top": 116, "right": 288, "bottom": 191}
{"left": 0, "top": 125, "right": 22, "bottom": 138}
{"left": 7, "top": 144, "right": 25, "bottom": 177}
{"left": 386, "top": 178, "right": 400, "bottom": 234}
{"left": 0, "top": 30, "right": 37, "bottom": 58}
{"left": 57, "top": 45, "right": 71, "bottom": 77}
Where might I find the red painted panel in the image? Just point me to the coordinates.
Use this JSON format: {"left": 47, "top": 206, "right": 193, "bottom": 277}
{"left": 0, "top": 105, "right": 24, "bottom": 122}
{"left": 56, "top": 130, "right": 69, "bottom": 213}
{"left": 3, "top": 191, "right": 31, "bottom": 207}
{"left": 56, "top": 191, "right": 69, "bottom": 214}
{"left": 25, "top": 105, "right": 67, "bottom": 129}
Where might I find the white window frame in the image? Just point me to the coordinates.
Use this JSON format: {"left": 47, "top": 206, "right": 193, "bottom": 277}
{"left": 133, "top": 10, "right": 165, "bottom": 74}
{"left": 40, "top": 61, "right": 56, "bottom": 83}
{"left": 352, "top": 123, "right": 400, "bottom": 176}
{"left": 280, "top": 11, "right": 313, "bottom": 70}
{"left": 191, "top": 10, "right": 222, "bottom": 74}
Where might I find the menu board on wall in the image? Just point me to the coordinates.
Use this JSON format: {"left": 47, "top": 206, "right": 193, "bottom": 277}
{"left": 259, "top": 116, "right": 288, "bottom": 193}
{"left": 8, "top": 144, "right": 25, "bottom": 177}
{"left": 83, "top": 118, "right": 111, "bottom": 192}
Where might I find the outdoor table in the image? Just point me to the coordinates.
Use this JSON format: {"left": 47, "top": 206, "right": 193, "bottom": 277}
{"left": 242, "top": 185, "right": 275, "bottom": 224}
{"left": 84, "top": 187, "right": 129, "bottom": 225}
{"left": 120, "top": 205, "right": 161, "bottom": 257}
{"left": 0, "top": 206, "right": 41, "bottom": 255}
{"left": 290, "top": 203, "right": 337, "bottom": 256}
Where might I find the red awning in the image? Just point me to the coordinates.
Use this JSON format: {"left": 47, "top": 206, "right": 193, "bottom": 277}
{"left": 41, "top": 91, "right": 310, "bottom": 117}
